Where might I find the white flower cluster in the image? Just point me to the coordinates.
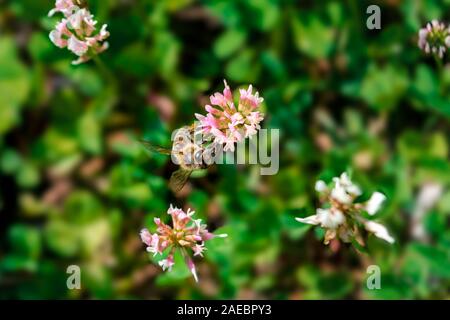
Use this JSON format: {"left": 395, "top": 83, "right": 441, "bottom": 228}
{"left": 296, "top": 173, "right": 394, "bottom": 246}
{"left": 418, "top": 20, "right": 450, "bottom": 59}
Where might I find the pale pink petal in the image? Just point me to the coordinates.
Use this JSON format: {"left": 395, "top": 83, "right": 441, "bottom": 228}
{"left": 67, "top": 35, "right": 88, "bottom": 56}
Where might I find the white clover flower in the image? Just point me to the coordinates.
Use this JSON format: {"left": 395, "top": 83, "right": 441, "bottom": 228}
{"left": 296, "top": 172, "right": 394, "bottom": 247}
{"left": 331, "top": 182, "right": 353, "bottom": 204}
{"left": 318, "top": 208, "right": 345, "bottom": 229}
{"left": 296, "top": 208, "right": 345, "bottom": 230}
{"left": 336, "top": 172, "right": 362, "bottom": 196}
{"left": 418, "top": 20, "right": 450, "bottom": 59}
{"left": 330, "top": 172, "right": 362, "bottom": 205}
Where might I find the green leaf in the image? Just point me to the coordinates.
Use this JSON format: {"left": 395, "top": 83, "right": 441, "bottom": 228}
{"left": 360, "top": 64, "right": 409, "bottom": 110}
{"left": 214, "top": 29, "right": 246, "bottom": 59}
{"left": 8, "top": 224, "right": 41, "bottom": 260}
{"left": 0, "top": 149, "right": 22, "bottom": 174}
{"left": 247, "top": 0, "right": 280, "bottom": 31}
{"left": 364, "top": 274, "right": 412, "bottom": 299}
{"left": 225, "top": 49, "right": 259, "bottom": 83}
{"left": 408, "top": 243, "right": 450, "bottom": 278}
{"left": 410, "top": 64, "right": 450, "bottom": 116}
{"left": 115, "top": 43, "right": 153, "bottom": 78}
{"left": 292, "top": 14, "right": 334, "bottom": 59}
{"left": 16, "top": 161, "right": 40, "bottom": 188}
{"left": 78, "top": 111, "right": 102, "bottom": 154}
{"left": 0, "top": 37, "right": 30, "bottom": 134}
{"left": 45, "top": 220, "right": 80, "bottom": 258}
{"left": 28, "top": 32, "right": 56, "bottom": 63}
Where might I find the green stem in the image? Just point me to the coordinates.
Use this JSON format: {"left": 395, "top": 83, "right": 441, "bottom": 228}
{"left": 92, "top": 55, "right": 118, "bottom": 90}
{"left": 349, "top": 0, "right": 362, "bottom": 33}
{"left": 434, "top": 54, "right": 445, "bottom": 95}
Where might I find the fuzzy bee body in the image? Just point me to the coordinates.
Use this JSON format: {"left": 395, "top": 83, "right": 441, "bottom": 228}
{"left": 171, "top": 125, "right": 214, "bottom": 171}
{"left": 141, "top": 124, "right": 218, "bottom": 192}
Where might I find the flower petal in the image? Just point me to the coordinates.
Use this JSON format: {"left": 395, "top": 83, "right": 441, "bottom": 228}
{"left": 295, "top": 215, "right": 320, "bottom": 225}
{"left": 366, "top": 192, "right": 386, "bottom": 215}
{"left": 364, "top": 220, "right": 395, "bottom": 244}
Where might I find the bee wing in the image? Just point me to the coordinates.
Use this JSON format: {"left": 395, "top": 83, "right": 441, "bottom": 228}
{"left": 140, "top": 140, "right": 172, "bottom": 155}
{"left": 169, "top": 168, "right": 193, "bottom": 193}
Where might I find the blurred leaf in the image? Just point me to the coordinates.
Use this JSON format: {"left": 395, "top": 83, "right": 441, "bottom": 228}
{"left": 16, "top": 162, "right": 40, "bottom": 188}
{"left": 410, "top": 64, "right": 450, "bottom": 116}
{"left": 226, "top": 49, "right": 259, "bottom": 82}
{"left": 214, "top": 29, "right": 247, "bottom": 59}
{"left": 0, "top": 149, "right": 22, "bottom": 174}
{"left": 364, "top": 274, "right": 412, "bottom": 299}
{"left": 292, "top": 14, "right": 334, "bottom": 59}
{"left": 8, "top": 224, "right": 42, "bottom": 260}
{"left": 360, "top": 64, "right": 408, "bottom": 110}
{"left": 408, "top": 243, "right": 450, "bottom": 278}
{"left": 28, "top": 32, "right": 57, "bottom": 63}
{"left": 115, "top": 44, "right": 153, "bottom": 78}
{"left": 247, "top": 0, "right": 280, "bottom": 31}
{"left": 0, "top": 37, "right": 31, "bottom": 134}
{"left": 78, "top": 111, "right": 102, "bottom": 154}
{"left": 45, "top": 221, "right": 80, "bottom": 258}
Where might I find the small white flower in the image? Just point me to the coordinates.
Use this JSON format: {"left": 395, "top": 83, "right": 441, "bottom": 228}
{"left": 315, "top": 180, "right": 328, "bottom": 193}
{"left": 366, "top": 192, "right": 386, "bottom": 215}
{"left": 346, "top": 184, "right": 362, "bottom": 197}
{"left": 339, "top": 172, "right": 362, "bottom": 196}
{"left": 338, "top": 172, "right": 352, "bottom": 186}
{"left": 330, "top": 173, "right": 362, "bottom": 204}
{"left": 158, "top": 258, "right": 174, "bottom": 271}
{"left": 317, "top": 208, "right": 345, "bottom": 229}
{"left": 418, "top": 20, "right": 450, "bottom": 58}
{"left": 296, "top": 208, "right": 345, "bottom": 230}
{"left": 297, "top": 172, "right": 395, "bottom": 246}
{"left": 331, "top": 182, "right": 353, "bottom": 204}
{"left": 193, "top": 244, "right": 206, "bottom": 257}
{"left": 364, "top": 220, "right": 395, "bottom": 244}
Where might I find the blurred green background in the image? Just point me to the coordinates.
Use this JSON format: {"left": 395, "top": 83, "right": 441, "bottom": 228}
{"left": 0, "top": 0, "right": 449, "bottom": 299}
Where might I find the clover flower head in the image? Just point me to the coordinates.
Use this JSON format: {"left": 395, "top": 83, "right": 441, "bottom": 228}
{"left": 195, "top": 80, "right": 264, "bottom": 152}
{"left": 418, "top": 20, "right": 450, "bottom": 59}
{"left": 330, "top": 172, "right": 362, "bottom": 204}
{"left": 296, "top": 172, "right": 394, "bottom": 246}
{"left": 48, "top": 0, "right": 109, "bottom": 65}
{"left": 140, "top": 205, "right": 227, "bottom": 282}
